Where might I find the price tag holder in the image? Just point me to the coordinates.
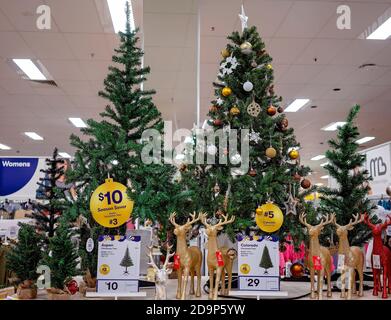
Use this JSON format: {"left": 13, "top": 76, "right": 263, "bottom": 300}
{"left": 90, "top": 178, "right": 134, "bottom": 228}
{"left": 97, "top": 280, "right": 138, "bottom": 293}
{"left": 373, "top": 254, "right": 381, "bottom": 269}
{"left": 337, "top": 254, "right": 345, "bottom": 273}
{"left": 239, "top": 276, "right": 279, "bottom": 291}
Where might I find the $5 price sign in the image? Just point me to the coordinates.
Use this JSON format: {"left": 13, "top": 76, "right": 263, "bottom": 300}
{"left": 90, "top": 178, "right": 134, "bottom": 228}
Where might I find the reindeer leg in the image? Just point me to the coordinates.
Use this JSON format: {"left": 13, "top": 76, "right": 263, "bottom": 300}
{"left": 310, "top": 268, "right": 316, "bottom": 299}
{"left": 317, "top": 270, "right": 323, "bottom": 300}
{"left": 196, "top": 264, "right": 201, "bottom": 297}
{"left": 352, "top": 269, "right": 357, "bottom": 295}
{"left": 181, "top": 267, "right": 189, "bottom": 300}
{"left": 358, "top": 266, "right": 364, "bottom": 297}
{"left": 214, "top": 267, "right": 222, "bottom": 300}
{"left": 208, "top": 268, "right": 214, "bottom": 300}
{"left": 347, "top": 268, "right": 352, "bottom": 300}
{"left": 189, "top": 268, "right": 195, "bottom": 295}
{"left": 228, "top": 267, "right": 233, "bottom": 295}
{"left": 326, "top": 268, "right": 332, "bottom": 297}
{"left": 373, "top": 268, "right": 379, "bottom": 296}
{"left": 382, "top": 265, "right": 388, "bottom": 299}
{"left": 176, "top": 268, "right": 182, "bottom": 299}
{"left": 341, "top": 269, "right": 346, "bottom": 299}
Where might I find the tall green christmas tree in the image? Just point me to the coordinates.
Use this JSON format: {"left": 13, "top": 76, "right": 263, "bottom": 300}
{"left": 6, "top": 223, "right": 43, "bottom": 284}
{"left": 179, "top": 16, "right": 312, "bottom": 245}
{"left": 68, "top": 3, "right": 185, "bottom": 278}
{"left": 120, "top": 247, "right": 133, "bottom": 274}
{"left": 319, "top": 105, "right": 375, "bottom": 246}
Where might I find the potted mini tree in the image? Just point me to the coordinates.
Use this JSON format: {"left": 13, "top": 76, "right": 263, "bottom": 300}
{"left": 42, "top": 217, "right": 78, "bottom": 300}
{"left": 6, "top": 223, "right": 43, "bottom": 299}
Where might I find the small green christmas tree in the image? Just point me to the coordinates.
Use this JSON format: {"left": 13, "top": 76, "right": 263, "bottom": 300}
{"left": 6, "top": 223, "right": 43, "bottom": 285}
{"left": 42, "top": 217, "right": 78, "bottom": 290}
{"left": 259, "top": 245, "right": 273, "bottom": 274}
{"left": 120, "top": 247, "right": 133, "bottom": 274}
{"left": 319, "top": 105, "right": 375, "bottom": 246}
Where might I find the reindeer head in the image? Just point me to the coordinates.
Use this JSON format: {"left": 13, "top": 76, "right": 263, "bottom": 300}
{"left": 169, "top": 212, "right": 200, "bottom": 237}
{"left": 147, "top": 244, "right": 175, "bottom": 284}
{"left": 199, "top": 212, "right": 235, "bottom": 237}
{"left": 299, "top": 212, "right": 334, "bottom": 238}
{"left": 363, "top": 212, "right": 391, "bottom": 236}
{"left": 333, "top": 213, "right": 363, "bottom": 238}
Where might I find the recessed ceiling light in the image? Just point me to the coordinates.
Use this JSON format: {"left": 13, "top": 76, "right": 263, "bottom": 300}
{"left": 367, "top": 16, "right": 391, "bottom": 40}
{"left": 12, "top": 59, "right": 46, "bottom": 80}
{"left": 284, "top": 99, "right": 310, "bottom": 112}
{"left": 311, "top": 105, "right": 318, "bottom": 109}
{"left": 24, "top": 132, "right": 44, "bottom": 141}
{"left": 320, "top": 162, "right": 329, "bottom": 167}
{"left": 356, "top": 136, "right": 375, "bottom": 144}
{"left": 107, "top": 0, "right": 135, "bottom": 33}
{"left": 0, "top": 143, "right": 11, "bottom": 150}
{"left": 321, "top": 122, "right": 347, "bottom": 131}
{"left": 311, "top": 155, "right": 326, "bottom": 161}
{"left": 58, "top": 152, "right": 71, "bottom": 158}
{"left": 333, "top": 88, "right": 341, "bottom": 91}
{"left": 68, "top": 117, "right": 87, "bottom": 128}
{"left": 321, "top": 175, "right": 329, "bottom": 179}
{"left": 111, "top": 160, "right": 119, "bottom": 165}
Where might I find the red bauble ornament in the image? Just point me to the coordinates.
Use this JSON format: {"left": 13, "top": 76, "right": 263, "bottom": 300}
{"left": 66, "top": 280, "right": 78, "bottom": 295}
{"left": 290, "top": 263, "right": 305, "bottom": 278}
{"left": 213, "top": 119, "right": 223, "bottom": 126}
{"left": 248, "top": 169, "right": 257, "bottom": 177}
{"left": 301, "top": 178, "right": 311, "bottom": 189}
{"left": 293, "top": 173, "right": 301, "bottom": 182}
{"left": 267, "top": 105, "right": 277, "bottom": 116}
{"left": 277, "top": 106, "right": 284, "bottom": 113}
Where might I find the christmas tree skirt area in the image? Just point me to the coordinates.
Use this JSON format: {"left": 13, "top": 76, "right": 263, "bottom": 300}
{"left": 12, "top": 277, "right": 385, "bottom": 300}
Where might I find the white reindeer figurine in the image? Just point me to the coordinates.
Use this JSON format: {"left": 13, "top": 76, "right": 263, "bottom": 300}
{"left": 147, "top": 244, "right": 175, "bottom": 300}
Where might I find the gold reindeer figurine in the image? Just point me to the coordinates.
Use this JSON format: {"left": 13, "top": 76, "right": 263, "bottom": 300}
{"left": 200, "top": 212, "right": 236, "bottom": 300}
{"left": 169, "top": 212, "right": 202, "bottom": 300}
{"left": 299, "top": 212, "right": 334, "bottom": 299}
{"left": 333, "top": 213, "right": 364, "bottom": 299}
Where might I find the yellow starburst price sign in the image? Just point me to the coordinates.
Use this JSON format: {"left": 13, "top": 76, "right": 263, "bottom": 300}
{"left": 255, "top": 202, "right": 284, "bottom": 233}
{"left": 90, "top": 178, "right": 133, "bottom": 228}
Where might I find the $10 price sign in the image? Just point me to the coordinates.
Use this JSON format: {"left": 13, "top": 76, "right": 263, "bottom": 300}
{"left": 90, "top": 178, "right": 134, "bottom": 228}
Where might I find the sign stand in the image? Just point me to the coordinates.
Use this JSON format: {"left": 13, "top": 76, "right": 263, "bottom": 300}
{"left": 85, "top": 291, "right": 147, "bottom": 300}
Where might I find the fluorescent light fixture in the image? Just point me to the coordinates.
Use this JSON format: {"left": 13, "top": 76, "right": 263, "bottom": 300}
{"left": 320, "top": 162, "right": 329, "bottom": 167}
{"left": 0, "top": 143, "right": 11, "bottom": 150}
{"left": 284, "top": 99, "right": 310, "bottom": 112}
{"left": 59, "top": 152, "right": 71, "bottom": 158}
{"left": 367, "top": 16, "right": 391, "bottom": 40}
{"left": 321, "top": 175, "right": 329, "bottom": 179}
{"left": 356, "top": 136, "right": 375, "bottom": 145}
{"left": 12, "top": 59, "right": 46, "bottom": 80}
{"left": 69, "top": 117, "right": 87, "bottom": 128}
{"left": 107, "top": 0, "right": 135, "bottom": 33}
{"left": 24, "top": 132, "right": 44, "bottom": 141}
{"left": 321, "top": 122, "right": 347, "bottom": 131}
{"left": 311, "top": 155, "right": 326, "bottom": 161}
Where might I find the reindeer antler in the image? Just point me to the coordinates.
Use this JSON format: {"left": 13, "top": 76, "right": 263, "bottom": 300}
{"left": 299, "top": 212, "right": 311, "bottom": 229}
{"left": 184, "top": 211, "right": 200, "bottom": 228}
{"left": 199, "top": 212, "right": 210, "bottom": 228}
{"left": 163, "top": 244, "right": 175, "bottom": 270}
{"left": 345, "top": 213, "right": 364, "bottom": 229}
{"left": 169, "top": 212, "right": 179, "bottom": 228}
{"left": 147, "top": 244, "right": 159, "bottom": 270}
{"left": 215, "top": 213, "right": 235, "bottom": 228}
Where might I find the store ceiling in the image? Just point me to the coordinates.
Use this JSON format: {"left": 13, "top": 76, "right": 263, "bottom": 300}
{"left": 0, "top": 0, "right": 391, "bottom": 185}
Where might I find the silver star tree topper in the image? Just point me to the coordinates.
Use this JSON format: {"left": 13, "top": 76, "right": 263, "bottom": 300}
{"left": 238, "top": 4, "right": 248, "bottom": 31}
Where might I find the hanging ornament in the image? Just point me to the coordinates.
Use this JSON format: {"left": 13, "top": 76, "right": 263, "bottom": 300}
{"left": 284, "top": 184, "right": 298, "bottom": 216}
{"left": 269, "top": 85, "right": 275, "bottom": 95}
{"left": 209, "top": 105, "right": 218, "bottom": 113}
{"left": 179, "top": 163, "right": 187, "bottom": 172}
{"left": 248, "top": 131, "right": 261, "bottom": 144}
{"left": 248, "top": 168, "right": 257, "bottom": 177}
{"left": 266, "top": 147, "right": 277, "bottom": 159}
{"left": 230, "top": 153, "right": 242, "bottom": 165}
{"left": 240, "top": 41, "right": 252, "bottom": 54}
{"left": 219, "top": 55, "right": 239, "bottom": 76}
{"left": 267, "top": 105, "right": 277, "bottom": 116}
{"left": 221, "top": 87, "right": 232, "bottom": 97}
{"left": 255, "top": 202, "right": 284, "bottom": 233}
{"left": 288, "top": 149, "right": 300, "bottom": 160}
{"left": 243, "top": 81, "right": 254, "bottom": 92}
{"left": 266, "top": 63, "right": 273, "bottom": 70}
{"left": 207, "top": 145, "right": 218, "bottom": 155}
{"left": 279, "top": 117, "right": 289, "bottom": 130}
{"left": 247, "top": 97, "right": 261, "bottom": 117}
{"left": 213, "top": 182, "right": 220, "bottom": 194}
{"left": 277, "top": 106, "right": 284, "bottom": 113}
{"left": 216, "top": 97, "right": 224, "bottom": 106}
{"left": 229, "top": 106, "right": 240, "bottom": 116}
{"left": 258, "top": 49, "right": 266, "bottom": 56}
{"left": 290, "top": 263, "right": 305, "bottom": 278}
{"left": 251, "top": 60, "right": 257, "bottom": 68}
{"left": 213, "top": 119, "right": 223, "bottom": 126}
{"left": 301, "top": 178, "right": 311, "bottom": 189}
{"left": 293, "top": 173, "right": 302, "bottom": 182}
{"left": 221, "top": 48, "right": 230, "bottom": 58}
{"left": 387, "top": 185, "right": 391, "bottom": 197}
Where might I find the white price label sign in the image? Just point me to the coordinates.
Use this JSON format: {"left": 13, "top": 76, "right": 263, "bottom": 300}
{"left": 239, "top": 276, "right": 279, "bottom": 291}
{"left": 387, "top": 226, "right": 391, "bottom": 237}
{"left": 337, "top": 254, "right": 345, "bottom": 272}
{"left": 373, "top": 254, "right": 381, "bottom": 269}
{"left": 97, "top": 280, "right": 138, "bottom": 293}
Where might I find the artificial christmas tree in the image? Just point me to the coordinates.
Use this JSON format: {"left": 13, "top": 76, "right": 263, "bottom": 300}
{"left": 179, "top": 11, "right": 312, "bottom": 246}
{"left": 31, "top": 148, "right": 70, "bottom": 239}
{"left": 120, "top": 246, "right": 133, "bottom": 274}
{"left": 6, "top": 223, "right": 43, "bottom": 299}
{"left": 42, "top": 217, "right": 78, "bottom": 299}
{"left": 259, "top": 245, "right": 273, "bottom": 274}
{"left": 67, "top": 2, "right": 185, "bottom": 279}
{"left": 319, "top": 105, "right": 375, "bottom": 246}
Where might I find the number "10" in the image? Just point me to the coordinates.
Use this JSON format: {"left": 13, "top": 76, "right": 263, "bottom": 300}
{"left": 102, "top": 190, "right": 123, "bottom": 205}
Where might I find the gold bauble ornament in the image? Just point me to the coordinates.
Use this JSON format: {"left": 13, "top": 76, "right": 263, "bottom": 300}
{"left": 290, "top": 263, "right": 305, "bottom": 278}
{"left": 266, "top": 147, "right": 277, "bottom": 158}
{"left": 221, "top": 49, "right": 230, "bottom": 58}
{"left": 221, "top": 87, "right": 232, "bottom": 97}
{"left": 288, "top": 149, "right": 300, "bottom": 160}
{"left": 240, "top": 41, "right": 253, "bottom": 54}
{"left": 230, "top": 106, "right": 240, "bottom": 116}
{"left": 266, "top": 63, "right": 273, "bottom": 70}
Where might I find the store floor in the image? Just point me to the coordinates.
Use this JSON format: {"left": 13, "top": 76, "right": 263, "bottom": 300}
{"left": 28, "top": 277, "right": 388, "bottom": 300}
